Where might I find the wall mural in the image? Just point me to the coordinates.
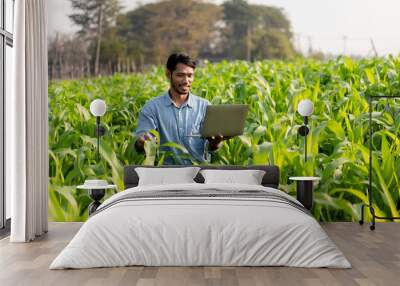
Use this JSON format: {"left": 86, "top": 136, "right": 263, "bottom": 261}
{"left": 48, "top": 58, "right": 400, "bottom": 222}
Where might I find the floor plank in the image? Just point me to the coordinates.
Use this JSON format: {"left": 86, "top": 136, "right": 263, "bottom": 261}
{"left": 0, "top": 222, "right": 399, "bottom": 286}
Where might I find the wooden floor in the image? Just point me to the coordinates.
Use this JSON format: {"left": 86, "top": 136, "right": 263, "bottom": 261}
{"left": 0, "top": 222, "right": 399, "bottom": 286}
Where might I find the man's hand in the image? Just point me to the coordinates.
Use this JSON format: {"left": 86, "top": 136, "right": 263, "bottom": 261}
{"left": 207, "top": 135, "right": 232, "bottom": 151}
{"left": 134, "top": 133, "right": 154, "bottom": 153}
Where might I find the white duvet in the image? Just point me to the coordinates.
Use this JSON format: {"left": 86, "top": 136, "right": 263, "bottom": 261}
{"left": 50, "top": 183, "right": 351, "bottom": 269}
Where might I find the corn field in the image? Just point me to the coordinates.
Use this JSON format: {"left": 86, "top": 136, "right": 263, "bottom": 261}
{"left": 48, "top": 57, "right": 400, "bottom": 222}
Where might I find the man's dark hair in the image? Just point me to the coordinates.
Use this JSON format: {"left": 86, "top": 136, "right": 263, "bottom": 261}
{"left": 166, "top": 53, "right": 196, "bottom": 72}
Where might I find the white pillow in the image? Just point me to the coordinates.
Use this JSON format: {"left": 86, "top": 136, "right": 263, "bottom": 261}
{"left": 135, "top": 167, "right": 200, "bottom": 186}
{"left": 200, "top": 169, "right": 266, "bottom": 185}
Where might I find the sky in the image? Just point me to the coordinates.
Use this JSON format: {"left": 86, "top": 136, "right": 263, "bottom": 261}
{"left": 48, "top": 0, "right": 400, "bottom": 57}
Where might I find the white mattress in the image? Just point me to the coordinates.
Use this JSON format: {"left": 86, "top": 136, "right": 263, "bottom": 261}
{"left": 50, "top": 183, "right": 351, "bottom": 269}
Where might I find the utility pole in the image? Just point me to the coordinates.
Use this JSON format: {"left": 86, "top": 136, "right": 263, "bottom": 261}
{"left": 296, "top": 33, "right": 302, "bottom": 55}
{"left": 370, "top": 38, "right": 378, "bottom": 57}
{"left": 307, "top": 36, "right": 313, "bottom": 57}
{"left": 342, "top": 35, "right": 347, "bottom": 56}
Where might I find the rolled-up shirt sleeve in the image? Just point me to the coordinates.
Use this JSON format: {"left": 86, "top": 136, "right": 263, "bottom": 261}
{"left": 135, "top": 103, "right": 157, "bottom": 136}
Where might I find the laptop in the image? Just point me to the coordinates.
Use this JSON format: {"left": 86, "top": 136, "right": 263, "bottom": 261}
{"left": 200, "top": 104, "right": 249, "bottom": 138}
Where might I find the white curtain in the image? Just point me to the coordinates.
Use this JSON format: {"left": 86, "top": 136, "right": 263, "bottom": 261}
{"left": 7, "top": 0, "right": 48, "bottom": 242}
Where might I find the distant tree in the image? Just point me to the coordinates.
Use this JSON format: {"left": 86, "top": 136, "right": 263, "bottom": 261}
{"left": 69, "top": 0, "right": 121, "bottom": 75}
{"left": 252, "top": 30, "right": 296, "bottom": 60}
{"left": 51, "top": 0, "right": 297, "bottom": 80}
{"left": 48, "top": 33, "right": 91, "bottom": 79}
{"left": 118, "top": 0, "right": 222, "bottom": 65}
{"left": 97, "top": 27, "right": 130, "bottom": 73}
{"left": 223, "top": 0, "right": 296, "bottom": 60}
{"left": 250, "top": 4, "right": 296, "bottom": 59}
{"left": 222, "top": 0, "right": 255, "bottom": 60}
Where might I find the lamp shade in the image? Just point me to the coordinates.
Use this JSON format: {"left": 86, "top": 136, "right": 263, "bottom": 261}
{"left": 90, "top": 99, "right": 106, "bottom": 117}
{"left": 297, "top": 99, "right": 314, "bottom": 117}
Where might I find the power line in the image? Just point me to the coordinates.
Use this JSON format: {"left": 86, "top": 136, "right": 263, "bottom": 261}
{"left": 293, "top": 33, "right": 392, "bottom": 56}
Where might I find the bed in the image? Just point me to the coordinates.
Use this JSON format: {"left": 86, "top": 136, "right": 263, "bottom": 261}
{"left": 50, "top": 165, "right": 351, "bottom": 269}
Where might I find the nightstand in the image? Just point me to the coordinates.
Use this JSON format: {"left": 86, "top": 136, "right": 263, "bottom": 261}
{"left": 289, "top": 177, "right": 321, "bottom": 210}
{"left": 77, "top": 183, "right": 116, "bottom": 215}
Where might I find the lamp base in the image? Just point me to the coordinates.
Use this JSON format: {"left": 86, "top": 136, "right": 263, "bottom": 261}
{"left": 359, "top": 203, "right": 400, "bottom": 231}
{"left": 88, "top": 188, "right": 105, "bottom": 215}
{"left": 296, "top": 180, "right": 313, "bottom": 210}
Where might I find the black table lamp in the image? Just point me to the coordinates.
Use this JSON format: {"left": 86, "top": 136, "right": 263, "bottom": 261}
{"left": 90, "top": 99, "right": 106, "bottom": 161}
{"left": 297, "top": 99, "right": 314, "bottom": 162}
{"left": 359, "top": 95, "right": 400, "bottom": 230}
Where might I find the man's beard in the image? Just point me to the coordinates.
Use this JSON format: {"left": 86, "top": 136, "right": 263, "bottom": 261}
{"left": 171, "top": 79, "right": 190, "bottom": 95}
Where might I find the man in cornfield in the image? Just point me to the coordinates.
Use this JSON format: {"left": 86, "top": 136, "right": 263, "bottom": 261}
{"left": 134, "top": 53, "right": 224, "bottom": 165}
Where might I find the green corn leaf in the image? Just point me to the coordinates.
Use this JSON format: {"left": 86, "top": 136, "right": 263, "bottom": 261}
{"left": 81, "top": 135, "right": 124, "bottom": 191}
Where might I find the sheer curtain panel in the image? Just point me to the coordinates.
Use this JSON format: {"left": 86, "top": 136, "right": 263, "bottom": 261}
{"left": 8, "top": 0, "right": 48, "bottom": 242}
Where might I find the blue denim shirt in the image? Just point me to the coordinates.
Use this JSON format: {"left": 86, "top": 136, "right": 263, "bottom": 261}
{"left": 135, "top": 92, "right": 210, "bottom": 165}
